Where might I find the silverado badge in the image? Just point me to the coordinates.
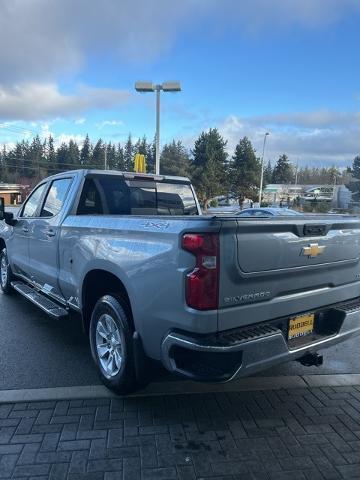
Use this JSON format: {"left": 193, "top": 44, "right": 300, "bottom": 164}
{"left": 301, "top": 243, "right": 325, "bottom": 258}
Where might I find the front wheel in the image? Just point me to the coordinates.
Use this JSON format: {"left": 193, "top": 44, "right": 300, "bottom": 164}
{"left": 89, "top": 295, "right": 138, "bottom": 394}
{"left": 0, "top": 249, "right": 13, "bottom": 294}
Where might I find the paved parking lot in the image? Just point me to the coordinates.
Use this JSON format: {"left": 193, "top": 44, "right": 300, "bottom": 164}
{"left": 1, "top": 290, "right": 360, "bottom": 391}
{"left": 2, "top": 385, "right": 360, "bottom": 479}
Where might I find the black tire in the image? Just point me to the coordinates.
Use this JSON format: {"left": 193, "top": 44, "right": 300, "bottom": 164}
{"left": 0, "top": 248, "right": 13, "bottom": 294}
{"left": 89, "top": 295, "right": 138, "bottom": 394}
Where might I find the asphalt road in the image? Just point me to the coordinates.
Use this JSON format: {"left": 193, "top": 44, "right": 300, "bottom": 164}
{"left": 0, "top": 289, "right": 359, "bottom": 391}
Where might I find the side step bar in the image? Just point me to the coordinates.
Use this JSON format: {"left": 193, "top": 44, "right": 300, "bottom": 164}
{"left": 11, "top": 281, "right": 68, "bottom": 319}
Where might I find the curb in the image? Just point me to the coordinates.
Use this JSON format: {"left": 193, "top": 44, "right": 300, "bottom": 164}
{"left": 0, "top": 374, "right": 360, "bottom": 403}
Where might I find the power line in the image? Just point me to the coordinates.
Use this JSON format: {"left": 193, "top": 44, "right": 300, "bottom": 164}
{"left": 0, "top": 156, "right": 116, "bottom": 169}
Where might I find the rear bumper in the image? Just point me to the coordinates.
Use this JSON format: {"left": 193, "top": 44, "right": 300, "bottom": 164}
{"left": 161, "top": 300, "right": 360, "bottom": 382}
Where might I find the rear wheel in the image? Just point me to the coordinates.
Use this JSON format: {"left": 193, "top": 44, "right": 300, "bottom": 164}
{"left": 0, "top": 249, "right": 13, "bottom": 294}
{"left": 89, "top": 295, "right": 138, "bottom": 394}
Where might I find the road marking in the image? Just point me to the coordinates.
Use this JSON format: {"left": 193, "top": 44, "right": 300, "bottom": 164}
{"left": 0, "top": 374, "right": 358, "bottom": 403}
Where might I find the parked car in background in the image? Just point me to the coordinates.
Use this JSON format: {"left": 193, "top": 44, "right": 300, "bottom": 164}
{"left": 236, "top": 207, "right": 302, "bottom": 217}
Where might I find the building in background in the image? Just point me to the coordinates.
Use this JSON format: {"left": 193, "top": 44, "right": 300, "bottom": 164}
{"left": 263, "top": 184, "right": 352, "bottom": 209}
{"left": 0, "top": 184, "right": 24, "bottom": 206}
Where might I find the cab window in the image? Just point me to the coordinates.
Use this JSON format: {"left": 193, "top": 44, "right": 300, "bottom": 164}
{"left": 20, "top": 183, "right": 47, "bottom": 218}
{"left": 40, "top": 178, "right": 72, "bottom": 217}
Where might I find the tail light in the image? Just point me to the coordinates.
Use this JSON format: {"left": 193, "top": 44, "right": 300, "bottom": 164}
{"left": 182, "top": 233, "right": 219, "bottom": 310}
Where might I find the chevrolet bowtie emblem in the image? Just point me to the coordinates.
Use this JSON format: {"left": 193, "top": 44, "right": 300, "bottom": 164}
{"left": 301, "top": 243, "right": 326, "bottom": 258}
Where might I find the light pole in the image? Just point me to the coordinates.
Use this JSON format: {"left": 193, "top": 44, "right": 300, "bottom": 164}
{"left": 258, "top": 132, "right": 270, "bottom": 205}
{"left": 135, "top": 81, "right": 181, "bottom": 175}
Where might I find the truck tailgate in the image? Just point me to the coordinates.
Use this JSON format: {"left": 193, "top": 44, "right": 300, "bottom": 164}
{"left": 218, "top": 215, "right": 360, "bottom": 331}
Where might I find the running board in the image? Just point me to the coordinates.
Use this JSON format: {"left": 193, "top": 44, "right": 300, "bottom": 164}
{"left": 11, "top": 281, "right": 68, "bottom": 319}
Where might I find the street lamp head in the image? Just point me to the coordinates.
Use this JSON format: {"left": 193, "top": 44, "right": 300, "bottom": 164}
{"left": 135, "top": 81, "right": 155, "bottom": 92}
{"left": 265, "top": 132, "right": 270, "bottom": 136}
{"left": 162, "top": 81, "right": 181, "bottom": 92}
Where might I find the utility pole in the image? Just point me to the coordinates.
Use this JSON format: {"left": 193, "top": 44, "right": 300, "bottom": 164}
{"left": 104, "top": 143, "right": 107, "bottom": 170}
{"left": 258, "top": 132, "right": 270, "bottom": 205}
{"left": 295, "top": 159, "right": 299, "bottom": 186}
{"left": 135, "top": 81, "right": 181, "bottom": 175}
{"left": 155, "top": 85, "right": 161, "bottom": 176}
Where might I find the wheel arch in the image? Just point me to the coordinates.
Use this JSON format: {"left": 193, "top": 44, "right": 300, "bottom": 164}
{"left": 81, "top": 269, "right": 134, "bottom": 334}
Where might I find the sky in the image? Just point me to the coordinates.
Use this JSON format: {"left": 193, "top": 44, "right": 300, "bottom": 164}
{"left": 0, "top": 0, "right": 359, "bottom": 168}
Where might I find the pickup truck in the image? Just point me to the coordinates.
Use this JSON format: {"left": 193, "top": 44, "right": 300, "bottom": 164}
{"left": 1, "top": 169, "right": 360, "bottom": 394}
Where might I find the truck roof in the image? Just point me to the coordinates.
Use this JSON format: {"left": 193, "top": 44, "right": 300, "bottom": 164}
{"left": 44, "top": 169, "right": 191, "bottom": 184}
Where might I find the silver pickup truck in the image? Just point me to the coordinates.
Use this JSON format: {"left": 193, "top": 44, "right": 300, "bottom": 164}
{"left": 1, "top": 169, "right": 360, "bottom": 394}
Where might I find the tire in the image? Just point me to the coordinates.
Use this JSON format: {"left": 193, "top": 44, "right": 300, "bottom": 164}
{"left": 0, "top": 248, "right": 13, "bottom": 294}
{"left": 89, "top": 295, "right": 138, "bottom": 394}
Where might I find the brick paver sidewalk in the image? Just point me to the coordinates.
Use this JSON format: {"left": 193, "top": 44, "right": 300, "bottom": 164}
{"left": 1, "top": 386, "right": 360, "bottom": 479}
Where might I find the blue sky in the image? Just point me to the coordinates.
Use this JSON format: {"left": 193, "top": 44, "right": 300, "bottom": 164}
{"left": 0, "top": 0, "right": 359, "bottom": 167}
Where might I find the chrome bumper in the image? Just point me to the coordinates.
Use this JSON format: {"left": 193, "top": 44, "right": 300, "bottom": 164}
{"left": 161, "top": 303, "right": 360, "bottom": 382}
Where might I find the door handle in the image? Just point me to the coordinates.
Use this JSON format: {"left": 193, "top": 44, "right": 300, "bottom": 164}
{"left": 22, "top": 227, "right": 29, "bottom": 233}
{"left": 46, "top": 229, "right": 56, "bottom": 238}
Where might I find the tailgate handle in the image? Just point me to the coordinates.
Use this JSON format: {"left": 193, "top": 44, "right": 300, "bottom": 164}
{"left": 303, "top": 224, "right": 327, "bottom": 236}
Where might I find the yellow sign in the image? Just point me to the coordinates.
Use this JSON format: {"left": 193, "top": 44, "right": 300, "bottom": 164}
{"left": 288, "top": 313, "right": 315, "bottom": 340}
{"left": 134, "top": 154, "right": 146, "bottom": 173}
{"left": 301, "top": 243, "right": 325, "bottom": 258}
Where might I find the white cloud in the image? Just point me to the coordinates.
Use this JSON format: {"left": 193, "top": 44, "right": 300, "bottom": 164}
{"left": 0, "top": 1, "right": 359, "bottom": 85}
{"left": 96, "top": 120, "right": 124, "bottom": 129}
{"left": 217, "top": 111, "right": 360, "bottom": 167}
{"left": 0, "top": 83, "right": 130, "bottom": 121}
{"left": 55, "top": 133, "right": 86, "bottom": 146}
{"left": 75, "top": 118, "right": 86, "bottom": 125}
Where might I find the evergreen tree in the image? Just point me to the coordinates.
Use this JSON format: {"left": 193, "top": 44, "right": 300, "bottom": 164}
{"left": 146, "top": 135, "right": 156, "bottom": 174}
{"left": 272, "top": 154, "right": 293, "bottom": 183}
{"left": 92, "top": 139, "right": 105, "bottom": 169}
{"left": 115, "top": 143, "right": 125, "bottom": 170}
{"left": 191, "top": 128, "right": 228, "bottom": 208}
{"left": 123, "top": 134, "right": 134, "bottom": 171}
{"left": 264, "top": 160, "right": 273, "bottom": 184}
{"left": 229, "top": 137, "right": 261, "bottom": 204}
{"left": 106, "top": 142, "right": 117, "bottom": 170}
{"left": 56, "top": 143, "right": 69, "bottom": 172}
{"left": 47, "top": 135, "right": 56, "bottom": 175}
{"left": 68, "top": 139, "right": 80, "bottom": 167}
{"left": 29, "top": 135, "right": 44, "bottom": 178}
{"left": 80, "top": 135, "right": 92, "bottom": 166}
{"left": 160, "top": 140, "right": 191, "bottom": 178}
{"left": 347, "top": 155, "right": 360, "bottom": 201}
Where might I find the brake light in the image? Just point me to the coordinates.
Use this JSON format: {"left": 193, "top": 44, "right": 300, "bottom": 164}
{"left": 182, "top": 233, "right": 219, "bottom": 310}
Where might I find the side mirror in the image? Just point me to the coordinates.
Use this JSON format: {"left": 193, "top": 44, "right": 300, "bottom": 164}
{"left": 0, "top": 198, "right": 17, "bottom": 226}
{"left": 4, "top": 212, "right": 17, "bottom": 226}
{"left": 0, "top": 197, "right": 4, "bottom": 221}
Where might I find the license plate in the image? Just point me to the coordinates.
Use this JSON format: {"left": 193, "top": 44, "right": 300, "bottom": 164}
{"left": 288, "top": 313, "right": 315, "bottom": 340}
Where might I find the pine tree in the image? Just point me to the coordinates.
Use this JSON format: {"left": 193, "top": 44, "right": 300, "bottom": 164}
{"left": 123, "top": 134, "right": 134, "bottom": 171}
{"left": 92, "top": 139, "right": 105, "bottom": 169}
{"left": 229, "top": 137, "right": 261, "bottom": 204}
{"left": 106, "top": 142, "right": 117, "bottom": 170}
{"left": 264, "top": 160, "right": 273, "bottom": 184}
{"left": 68, "top": 140, "right": 80, "bottom": 167}
{"left": 56, "top": 143, "right": 69, "bottom": 172}
{"left": 272, "top": 154, "right": 293, "bottom": 183}
{"left": 347, "top": 155, "right": 360, "bottom": 201}
{"left": 191, "top": 128, "right": 228, "bottom": 208}
{"left": 47, "top": 135, "right": 56, "bottom": 175}
{"left": 80, "top": 134, "right": 92, "bottom": 166}
{"left": 146, "top": 135, "right": 156, "bottom": 174}
{"left": 160, "top": 140, "right": 191, "bottom": 178}
{"left": 115, "top": 143, "right": 125, "bottom": 170}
